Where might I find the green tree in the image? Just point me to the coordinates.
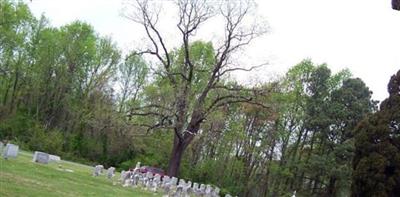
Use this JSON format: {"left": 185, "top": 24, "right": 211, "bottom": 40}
{"left": 352, "top": 70, "right": 400, "bottom": 197}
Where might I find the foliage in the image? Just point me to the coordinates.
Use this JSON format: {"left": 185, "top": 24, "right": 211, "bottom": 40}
{"left": 0, "top": 1, "right": 386, "bottom": 196}
{"left": 352, "top": 70, "right": 400, "bottom": 197}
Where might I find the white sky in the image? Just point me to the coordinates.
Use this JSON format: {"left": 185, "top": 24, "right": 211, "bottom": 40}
{"left": 27, "top": 0, "right": 400, "bottom": 102}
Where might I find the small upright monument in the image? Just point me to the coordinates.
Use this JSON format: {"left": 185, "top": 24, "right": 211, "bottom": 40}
{"left": 32, "top": 151, "right": 50, "bottom": 164}
{"left": 2, "top": 143, "right": 19, "bottom": 159}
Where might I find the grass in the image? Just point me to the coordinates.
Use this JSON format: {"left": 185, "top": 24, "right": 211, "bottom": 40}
{"left": 0, "top": 150, "right": 160, "bottom": 197}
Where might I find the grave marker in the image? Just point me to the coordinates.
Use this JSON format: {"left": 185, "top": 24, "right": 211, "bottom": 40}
{"left": 32, "top": 151, "right": 50, "bottom": 164}
{"left": 2, "top": 143, "right": 19, "bottom": 159}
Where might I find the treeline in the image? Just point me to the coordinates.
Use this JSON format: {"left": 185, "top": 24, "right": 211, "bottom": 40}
{"left": 0, "top": 0, "right": 141, "bottom": 165}
{"left": 1, "top": 1, "right": 397, "bottom": 196}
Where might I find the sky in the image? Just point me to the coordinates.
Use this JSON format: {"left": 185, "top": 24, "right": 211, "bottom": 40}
{"left": 27, "top": 0, "right": 400, "bottom": 102}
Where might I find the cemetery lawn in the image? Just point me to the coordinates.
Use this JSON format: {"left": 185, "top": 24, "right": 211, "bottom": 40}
{"left": 0, "top": 151, "right": 159, "bottom": 197}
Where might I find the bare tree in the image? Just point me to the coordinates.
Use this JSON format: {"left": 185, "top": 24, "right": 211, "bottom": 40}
{"left": 125, "top": 0, "right": 268, "bottom": 176}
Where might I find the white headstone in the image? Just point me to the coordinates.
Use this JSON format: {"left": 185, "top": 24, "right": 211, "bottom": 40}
{"left": 49, "top": 154, "right": 61, "bottom": 162}
{"left": 178, "top": 178, "right": 186, "bottom": 186}
{"left": 205, "top": 184, "right": 214, "bottom": 197}
{"left": 93, "top": 165, "right": 104, "bottom": 176}
{"left": 171, "top": 177, "right": 178, "bottom": 185}
{"left": 199, "top": 184, "right": 206, "bottom": 195}
{"left": 32, "top": 151, "right": 50, "bottom": 164}
{"left": 120, "top": 170, "right": 126, "bottom": 180}
{"left": 107, "top": 167, "right": 115, "bottom": 179}
{"left": 3, "top": 143, "right": 19, "bottom": 159}
{"left": 135, "top": 162, "right": 141, "bottom": 169}
{"left": 193, "top": 182, "right": 199, "bottom": 188}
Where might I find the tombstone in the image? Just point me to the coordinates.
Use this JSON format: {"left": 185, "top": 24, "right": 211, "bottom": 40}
{"left": 178, "top": 178, "right": 186, "bottom": 186}
{"left": 183, "top": 181, "right": 192, "bottom": 196}
{"left": 193, "top": 182, "right": 200, "bottom": 195}
{"left": 120, "top": 170, "right": 126, "bottom": 180}
{"left": 161, "top": 175, "right": 170, "bottom": 193}
{"left": 32, "top": 151, "right": 50, "bottom": 164}
{"left": 225, "top": 194, "right": 232, "bottom": 197}
{"left": 49, "top": 154, "right": 61, "bottom": 162}
{"left": 199, "top": 184, "right": 206, "bottom": 196}
{"left": 212, "top": 187, "right": 221, "bottom": 197}
{"left": 152, "top": 174, "right": 161, "bottom": 192}
{"left": 165, "top": 176, "right": 178, "bottom": 195}
{"left": 132, "top": 173, "right": 141, "bottom": 186}
{"left": 93, "top": 165, "right": 104, "bottom": 176}
{"left": 176, "top": 178, "right": 186, "bottom": 194}
{"left": 205, "top": 185, "right": 214, "bottom": 197}
{"left": 107, "top": 167, "right": 115, "bottom": 179}
{"left": 2, "top": 143, "right": 19, "bottom": 159}
{"left": 171, "top": 177, "right": 178, "bottom": 185}
{"left": 135, "top": 161, "right": 141, "bottom": 170}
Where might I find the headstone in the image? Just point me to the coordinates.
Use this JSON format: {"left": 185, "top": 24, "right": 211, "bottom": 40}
{"left": 93, "top": 165, "right": 104, "bottom": 176}
{"left": 162, "top": 176, "right": 170, "bottom": 186}
{"left": 49, "top": 154, "right": 61, "bottom": 162}
{"left": 32, "top": 151, "right": 50, "bottom": 164}
{"left": 199, "top": 184, "right": 206, "bottom": 196}
{"left": 135, "top": 161, "right": 141, "bottom": 169}
{"left": 205, "top": 184, "right": 214, "bottom": 197}
{"left": 132, "top": 173, "right": 141, "bottom": 186}
{"left": 144, "top": 171, "right": 154, "bottom": 189}
{"left": 107, "top": 167, "right": 115, "bottom": 179}
{"left": 168, "top": 177, "right": 178, "bottom": 195}
{"left": 193, "top": 182, "right": 199, "bottom": 195}
{"left": 171, "top": 177, "right": 178, "bottom": 185}
{"left": 225, "top": 194, "right": 232, "bottom": 197}
{"left": 176, "top": 178, "right": 186, "bottom": 194}
{"left": 152, "top": 174, "right": 161, "bottom": 192}
{"left": 2, "top": 143, "right": 19, "bottom": 159}
{"left": 120, "top": 170, "right": 126, "bottom": 180}
{"left": 183, "top": 181, "right": 192, "bottom": 196}
{"left": 213, "top": 187, "right": 221, "bottom": 197}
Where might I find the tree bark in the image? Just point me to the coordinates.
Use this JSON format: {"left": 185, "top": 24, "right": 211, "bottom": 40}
{"left": 167, "top": 133, "right": 193, "bottom": 177}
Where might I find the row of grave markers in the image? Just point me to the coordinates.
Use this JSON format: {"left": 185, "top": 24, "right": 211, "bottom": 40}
{"left": 0, "top": 141, "right": 61, "bottom": 164}
{"left": 93, "top": 162, "right": 234, "bottom": 197}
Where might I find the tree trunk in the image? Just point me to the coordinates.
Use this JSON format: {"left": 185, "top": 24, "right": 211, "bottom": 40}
{"left": 167, "top": 134, "right": 191, "bottom": 177}
{"left": 327, "top": 176, "right": 337, "bottom": 196}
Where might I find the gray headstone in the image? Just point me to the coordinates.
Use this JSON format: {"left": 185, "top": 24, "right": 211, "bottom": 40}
{"left": 32, "top": 151, "right": 50, "bottom": 164}
{"left": 3, "top": 143, "right": 19, "bottom": 159}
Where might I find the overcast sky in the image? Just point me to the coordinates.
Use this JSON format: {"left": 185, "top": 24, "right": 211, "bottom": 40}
{"left": 27, "top": 0, "right": 400, "bottom": 102}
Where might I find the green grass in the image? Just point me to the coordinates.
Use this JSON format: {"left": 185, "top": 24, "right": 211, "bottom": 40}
{"left": 0, "top": 150, "right": 160, "bottom": 197}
